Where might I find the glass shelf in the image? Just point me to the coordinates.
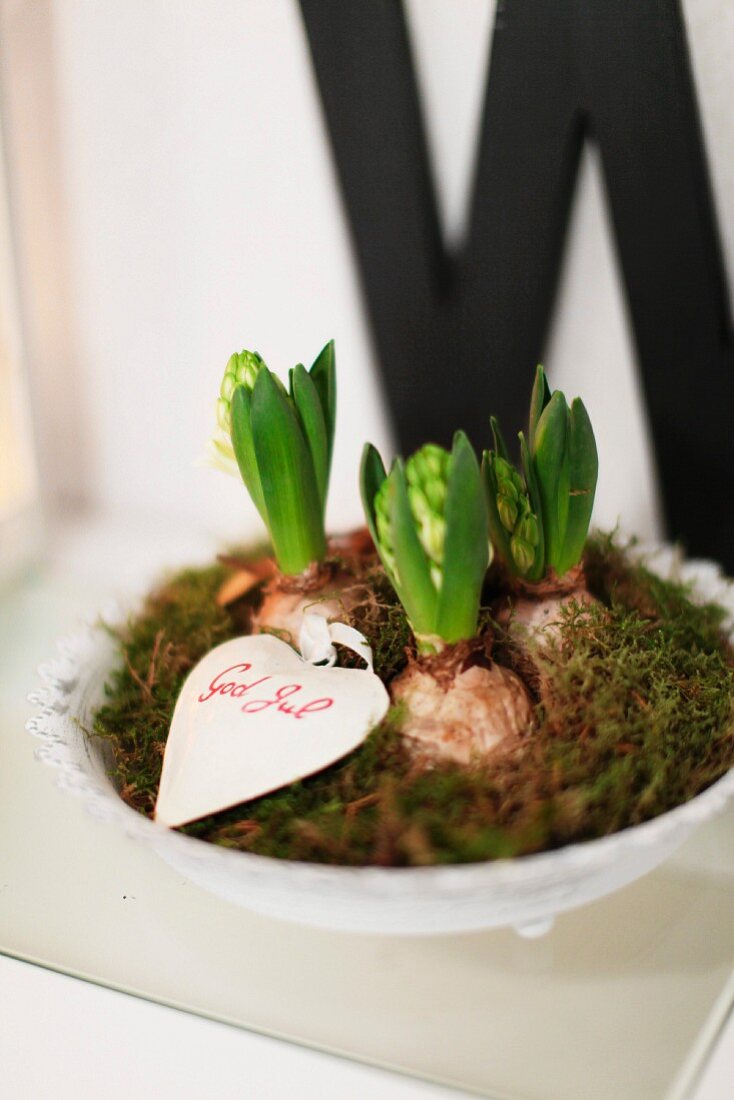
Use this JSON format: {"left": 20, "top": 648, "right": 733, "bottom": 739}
{"left": 3, "top": 562, "right": 734, "bottom": 1100}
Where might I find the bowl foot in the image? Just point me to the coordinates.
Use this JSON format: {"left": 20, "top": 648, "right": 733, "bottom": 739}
{"left": 513, "top": 916, "right": 555, "bottom": 939}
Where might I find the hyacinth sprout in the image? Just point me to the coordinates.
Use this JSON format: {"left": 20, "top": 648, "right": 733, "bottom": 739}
{"left": 209, "top": 342, "right": 336, "bottom": 575}
{"left": 361, "top": 432, "right": 489, "bottom": 653}
{"left": 483, "top": 366, "right": 598, "bottom": 582}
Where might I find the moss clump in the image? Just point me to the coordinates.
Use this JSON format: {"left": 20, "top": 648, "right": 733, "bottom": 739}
{"left": 92, "top": 535, "right": 734, "bottom": 865}
{"left": 94, "top": 562, "right": 233, "bottom": 813}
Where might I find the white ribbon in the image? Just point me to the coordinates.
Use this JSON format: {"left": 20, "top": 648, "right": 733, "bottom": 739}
{"left": 298, "top": 613, "right": 374, "bottom": 670}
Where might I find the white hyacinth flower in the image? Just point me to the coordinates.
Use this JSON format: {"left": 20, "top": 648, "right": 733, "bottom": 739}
{"left": 196, "top": 430, "right": 240, "bottom": 478}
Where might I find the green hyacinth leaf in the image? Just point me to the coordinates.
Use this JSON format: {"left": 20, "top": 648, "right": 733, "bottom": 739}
{"left": 533, "top": 390, "right": 570, "bottom": 572}
{"left": 360, "top": 442, "right": 388, "bottom": 557}
{"left": 309, "top": 339, "right": 336, "bottom": 469}
{"left": 490, "top": 415, "right": 510, "bottom": 462}
{"left": 230, "top": 384, "right": 267, "bottom": 523}
{"left": 291, "top": 362, "right": 330, "bottom": 511}
{"left": 250, "top": 368, "right": 326, "bottom": 575}
{"left": 388, "top": 459, "right": 439, "bottom": 637}
{"left": 556, "top": 397, "right": 598, "bottom": 575}
{"left": 482, "top": 451, "right": 519, "bottom": 575}
{"left": 519, "top": 431, "right": 545, "bottom": 581}
{"left": 528, "top": 364, "right": 552, "bottom": 451}
{"left": 436, "top": 432, "right": 489, "bottom": 643}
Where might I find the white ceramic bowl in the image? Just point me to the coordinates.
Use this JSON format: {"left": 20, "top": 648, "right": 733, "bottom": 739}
{"left": 27, "top": 545, "right": 734, "bottom": 936}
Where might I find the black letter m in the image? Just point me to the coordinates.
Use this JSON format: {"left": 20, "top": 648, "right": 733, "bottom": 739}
{"left": 301, "top": 0, "right": 734, "bottom": 567}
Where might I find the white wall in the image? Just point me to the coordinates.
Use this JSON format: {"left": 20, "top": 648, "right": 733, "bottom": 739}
{"left": 2, "top": 0, "right": 734, "bottom": 547}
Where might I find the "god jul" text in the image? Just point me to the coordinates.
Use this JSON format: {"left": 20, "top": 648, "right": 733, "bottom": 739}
{"left": 198, "top": 662, "right": 334, "bottom": 720}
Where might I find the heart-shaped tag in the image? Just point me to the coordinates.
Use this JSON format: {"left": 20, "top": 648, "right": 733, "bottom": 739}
{"left": 155, "top": 633, "right": 390, "bottom": 828}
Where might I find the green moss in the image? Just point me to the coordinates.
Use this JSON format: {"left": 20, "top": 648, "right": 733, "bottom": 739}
{"left": 94, "top": 562, "right": 233, "bottom": 815}
{"left": 92, "top": 535, "right": 734, "bottom": 865}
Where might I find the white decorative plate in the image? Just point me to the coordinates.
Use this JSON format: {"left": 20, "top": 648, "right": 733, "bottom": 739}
{"left": 27, "top": 544, "right": 734, "bottom": 936}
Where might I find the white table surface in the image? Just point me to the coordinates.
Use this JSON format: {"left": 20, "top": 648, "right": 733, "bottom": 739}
{"left": 2, "top": 510, "right": 734, "bottom": 1100}
{"left": 0, "top": 953, "right": 458, "bottom": 1100}
{"left": 1, "top": 951, "right": 731, "bottom": 1100}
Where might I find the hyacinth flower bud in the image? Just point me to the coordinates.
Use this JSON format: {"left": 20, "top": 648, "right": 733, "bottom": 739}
{"left": 509, "top": 535, "right": 535, "bottom": 575}
{"left": 483, "top": 365, "right": 598, "bottom": 581}
{"left": 361, "top": 433, "right": 489, "bottom": 653}
{"left": 510, "top": 503, "right": 541, "bottom": 574}
{"left": 374, "top": 475, "right": 398, "bottom": 583}
{"left": 215, "top": 350, "right": 265, "bottom": 436}
{"left": 405, "top": 444, "right": 450, "bottom": 588}
{"left": 494, "top": 455, "right": 524, "bottom": 533}
{"left": 205, "top": 341, "right": 336, "bottom": 576}
{"left": 204, "top": 350, "right": 266, "bottom": 477}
